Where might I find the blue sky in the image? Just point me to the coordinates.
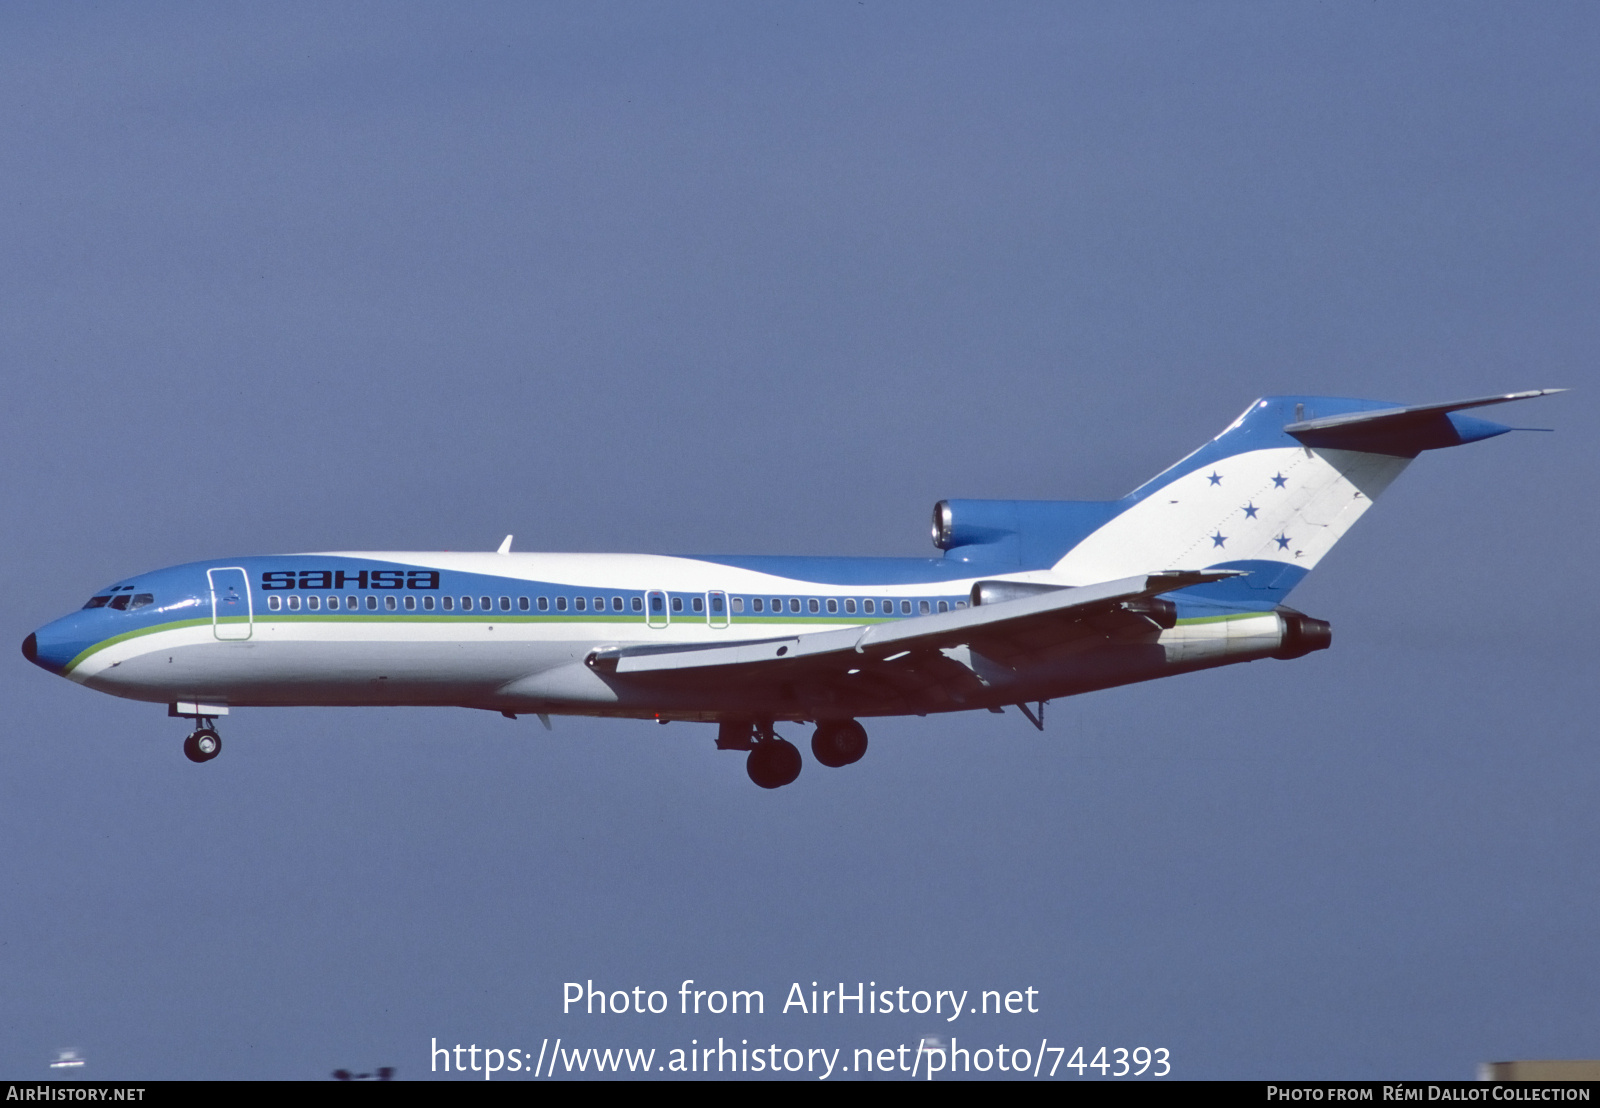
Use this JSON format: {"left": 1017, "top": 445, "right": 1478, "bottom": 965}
{"left": 1, "top": 1, "right": 1595, "bottom": 1080}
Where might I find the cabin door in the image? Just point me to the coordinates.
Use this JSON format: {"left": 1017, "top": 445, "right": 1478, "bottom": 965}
{"left": 208, "top": 567, "right": 254, "bottom": 641}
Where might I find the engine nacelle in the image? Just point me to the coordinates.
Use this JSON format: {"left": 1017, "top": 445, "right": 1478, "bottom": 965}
{"left": 969, "top": 579, "right": 1071, "bottom": 606}
{"left": 932, "top": 499, "right": 1017, "bottom": 551}
{"left": 1119, "top": 596, "right": 1178, "bottom": 630}
{"left": 968, "top": 581, "right": 1177, "bottom": 629}
{"left": 1272, "top": 608, "right": 1332, "bottom": 659}
{"left": 930, "top": 498, "right": 1124, "bottom": 567}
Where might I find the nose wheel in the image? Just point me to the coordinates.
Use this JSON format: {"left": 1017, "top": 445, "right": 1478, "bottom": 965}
{"left": 183, "top": 727, "right": 222, "bottom": 763}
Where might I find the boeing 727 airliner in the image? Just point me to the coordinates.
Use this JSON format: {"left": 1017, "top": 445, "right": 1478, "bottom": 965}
{"left": 22, "top": 390, "right": 1559, "bottom": 788}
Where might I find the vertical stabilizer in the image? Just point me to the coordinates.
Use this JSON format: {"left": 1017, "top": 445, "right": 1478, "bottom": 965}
{"left": 1050, "top": 391, "right": 1558, "bottom": 606}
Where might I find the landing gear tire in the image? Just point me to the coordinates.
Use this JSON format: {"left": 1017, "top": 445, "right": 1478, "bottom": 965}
{"left": 811, "top": 720, "right": 868, "bottom": 768}
{"left": 747, "top": 738, "right": 802, "bottom": 789}
{"left": 183, "top": 729, "right": 221, "bottom": 764}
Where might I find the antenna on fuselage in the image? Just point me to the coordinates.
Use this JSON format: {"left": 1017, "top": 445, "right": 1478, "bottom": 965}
{"left": 496, "top": 534, "right": 513, "bottom": 554}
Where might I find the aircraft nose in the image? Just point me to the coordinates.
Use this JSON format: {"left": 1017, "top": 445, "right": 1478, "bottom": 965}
{"left": 22, "top": 624, "right": 75, "bottom": 675}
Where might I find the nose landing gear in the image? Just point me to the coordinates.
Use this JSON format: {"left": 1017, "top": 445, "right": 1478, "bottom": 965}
{"left": 183, "top": 727, "right": 221, "bottom": 763}
{"left": 169, "top": 703, "right": 227, "bottom": 764}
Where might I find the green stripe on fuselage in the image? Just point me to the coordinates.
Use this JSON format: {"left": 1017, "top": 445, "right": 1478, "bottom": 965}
{"left": 61, "top": 614, "right": 895, "bottom": 674}
{"left": 1174, "top": 611, "right": 1275, "bottom": 626}
{"left": 64, "top": 617, "right": 215, "bottom": 674}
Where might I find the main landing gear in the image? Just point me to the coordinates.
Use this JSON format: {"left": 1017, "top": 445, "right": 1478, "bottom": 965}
{"left": 811, "top": 719, "right": 868, "bottom": 768}
{"left": 182, "top": 722, "right": 222, "bottom": 763}
{"left": 718, "top": 719, "right": 870, "bottom": 788}
{"left": 746, "top": 736, "right": 802, "bottom": 790}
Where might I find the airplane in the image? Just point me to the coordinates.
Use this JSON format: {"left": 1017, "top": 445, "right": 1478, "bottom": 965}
{"left": 22, "top": 390, "right": 1560, "bottom": 789}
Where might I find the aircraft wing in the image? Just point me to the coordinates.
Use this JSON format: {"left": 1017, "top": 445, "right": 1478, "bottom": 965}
{"left": 587, "top": 570, "right": 1239, "bottom": 705}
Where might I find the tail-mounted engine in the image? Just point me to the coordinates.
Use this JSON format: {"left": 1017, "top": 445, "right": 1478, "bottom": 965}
{"left": 1272, "top": 608, "right": 1332, "bottom": 659}
{"left": 969, "top": 579, "right": 1069, "bottom": 606}
{"left": 969, "top": 579, "right": 1178, "bottom": 629}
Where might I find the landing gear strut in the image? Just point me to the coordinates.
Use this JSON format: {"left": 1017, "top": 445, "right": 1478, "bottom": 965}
{"left": 183, "top": 726, "right": 222, "bottom": 763}
{"left": 725, "top": 721, "right": 802, "bottom": 789}
{"left": 811, "top": 720, "right": 868, "bottom": 768}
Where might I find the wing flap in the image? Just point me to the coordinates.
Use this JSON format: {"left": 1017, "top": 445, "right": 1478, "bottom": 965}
{"left": 610, "top": 628, "right": 857, "bottom": 674}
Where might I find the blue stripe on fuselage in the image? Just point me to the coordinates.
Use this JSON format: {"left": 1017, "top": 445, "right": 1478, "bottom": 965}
{"left": 686, "top": 554, "right": 973, "bottom": 585}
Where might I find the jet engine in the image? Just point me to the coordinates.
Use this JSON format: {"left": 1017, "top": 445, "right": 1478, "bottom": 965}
{"left": 1272, "top": 608, "right": 1332, "bottom": 659}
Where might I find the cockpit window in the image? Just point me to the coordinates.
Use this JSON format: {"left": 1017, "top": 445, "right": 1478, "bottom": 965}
{"left": 109, "top": 595, "right": 132, "bottom": 610}
{"left": 130, "top": 594, "right": 154, "bottom": 609}
{"left": 83, "top": 596, "right": 111, "bottom": 609}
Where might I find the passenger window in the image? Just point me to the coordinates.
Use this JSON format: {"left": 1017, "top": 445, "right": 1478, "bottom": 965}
{"left": 575, "top": 597, "right": 586, "bottom": 612}
{"left": 752, "top": 598, "right": 763, "bottom": 613}
{"left": 385, "top": 596, "right": 398, "bottom": 611}
{"left": 956, "top": 600, "right": 968, "bottom": 609}
{"left": 537, "top": 596, "right": 548, "bottom": 611}
{"left": 671, "top": 597, "right": 682, "bottom": 612}
{"left": 864, "top": 599, "right": 875, "bottom": 614}
{"left": 481, "top": 596, "right": 492, "bottom": 611}
{"left": 404, "top": 595, "right": 416, "bottom": 611}
{"left": 732, "top": 597, "right": 744, "bottom": 613}
{"left": 710, "top": 595, "right": 724, "bottom": 614}
{"left": 288, "top": 596, "right": 301, "bottom": 611}
{"left": 650, "top": 594, "right": 664, "bottom": 613}
{"left": 519, "top": 596, "right": 530, "bottom": 611}
{"left": 591, "top": 596, "right": 603, "bottom": 612}
{"left": 808, "top": 598, "right": 819, "bottom": 613}
{"left": 83, "top": 596, "right": 111, "bottom": 609}
{"left": 346, "top": 595, "right": 358, "bottom": 609}
{"left": 845, "top": 598, "right": 856, "bottom": 614}
{"left": 901, "top": 600, "right": 912, "bottom": 615}
{"left": 692, "top": 597, "right": 704, "bottom": 613}
{"left": 612, "top": 596, "right": 623, "bottom": 612}
{"left": 499, "top": 596, "right": 510, "bottom": 611}
{"left": 789, "top": 598, "right": 801, "bottom": 613}
{"left": 307, "top": 596, "right": 320, "bottom": 611}
{"left": 937, "top": 600, "right": 948, "bottom": 613}
{"left": 268, "top": 596, "right": 282, "bottom": 611}
{"left": 423, "top": 596, "right": 435, "bottom": 611}
{"left": 443, "top": 596, "right": 455, "bottom": 611}
{"left": 631, "top": 596, "right": 642, "bottom": 612}
{"left": 366, "top": 596, "right": 378, "bottom": 610}
{"left": 328, "top": 596, "right": 340, "bottom": 611}
{"left": 771, "top": 597, "right": 782, "bottom": 611}
{"left": 556, "top": 596, "right": 567, "bottom": 611}
{"left": 462, "top": 596, "right": 474, "bottom": 611}
{"left": 826, "top": 598, "right": 837, "bottom": 614}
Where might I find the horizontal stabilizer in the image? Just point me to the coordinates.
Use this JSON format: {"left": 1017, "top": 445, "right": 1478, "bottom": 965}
{"left": 1285, "top": 389, "right": 1564, "bottom": 456}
